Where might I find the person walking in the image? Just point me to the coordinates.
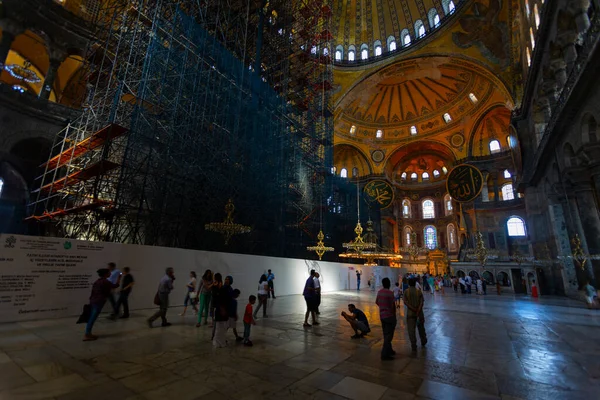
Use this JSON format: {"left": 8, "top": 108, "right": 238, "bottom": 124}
{"left": 314, "top": 272, "right": 322, "bottom": 315}
{"left": 213, "top": 274, "right": 232, "bottom": 347}
{"left": 196, "top": 269, "right": 214, "bottom": 327}
{"left": 253, "top": 274, "right": 270, "bottom": 319}
{"left": 375, "top": 277, "right": 396, "bottom": 360}
{"left": 303, "top": 269, "right": 318, "bottom": 327}
{"left": 209, "top": 273, "right": 223, "bottom": 330}
{"left": 427, "top": 275, "right": 435, "bottom": 295}
{"left": 107, "top": 262, "right": 120, "bottom": 318}
{"left": 404, "top": 278, "right": 427, "bottom": 351}
{"left": 356, "top": 270, "right": 362, "bottom": 290}
{"left": 84, "top": 268, "right": 119, "bottom": 341}
{"left": 465, "top": 275, "right": 472, "bottom": 294}
{"left": 267, "top": 269, "right": 276, "bottom": 299}
{"left": 243, "top": 295, "right": 257, "bottom": 346}
{"left": 115, "top": 267, "right": 134, "bottom": 318}
{"left": 147, "top": 268, "right": 175, "bottom": 328}
{"left": 180, "top": 271, "right": 198, "bottom": 316}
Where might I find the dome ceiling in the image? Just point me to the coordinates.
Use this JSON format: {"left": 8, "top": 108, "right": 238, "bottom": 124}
{"left": 331, "top": 0, "right": 460, "bottom": 53}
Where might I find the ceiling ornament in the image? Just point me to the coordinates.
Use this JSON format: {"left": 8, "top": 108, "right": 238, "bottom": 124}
{"left": 371, "top": 150, "right": 385, "bottom": 163}
{"left": 4, "top": 61, "right": 41, "bottom": 83}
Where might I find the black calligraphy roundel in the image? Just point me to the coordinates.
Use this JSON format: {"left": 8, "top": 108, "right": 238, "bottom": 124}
{"left": 363, "top": 180, "right": 395, "bottom": 209}
{"left": 446, "top": 164, "right": 484, "bottom": 203}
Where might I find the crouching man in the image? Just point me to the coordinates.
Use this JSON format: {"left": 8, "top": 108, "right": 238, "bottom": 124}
{"left": 341, "top": 304, "right": 371, "bottom": 339}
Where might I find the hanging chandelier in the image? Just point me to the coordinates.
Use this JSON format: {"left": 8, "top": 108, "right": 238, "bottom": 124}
{"left": 399, "top": 232, "right": 428, "bottom": 261}
{"left": 205, "top": 199, "right": 251, "bottom": 245}
{"left": 340, "top": 219, "right": 401, "bottom": 265}
{"left": 466, "top": 231, "right": 499, "bottom": 266}
{"left": 4, "top": 61, "right": 41, "bottom": 83}
{"left": 307, "top": 230, "right": 335, "bottom": 260}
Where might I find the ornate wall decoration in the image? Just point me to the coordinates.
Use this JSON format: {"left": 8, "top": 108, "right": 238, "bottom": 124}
{"left": 364, "top": 180, "right": 395, "bottom": 209}
{"left": 449, "top": 132, "right": 465, "bottom": 148}
{"left": 371, "top": 149, "right": 385, "bottom": 163}
{"left": 452, "top": 0, "right": 510, "bottom": 67}
{"left": 446, "top": 164, "right": 484, "bottom": 202}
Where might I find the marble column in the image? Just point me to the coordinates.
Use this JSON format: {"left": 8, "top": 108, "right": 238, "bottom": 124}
{"left": 481, "top": 172, "right": 489, "bottom": 202}
{"left": 493, "top": 174, "right": 499, "bottom": 202}
{"left": 574, "top": 186, "right": 600, "bottom": 281}
{"left": 39, "top": 58, "right": 62, "bottom": 100}
{"left": 548, "top": 202, "right": 579, "bottom": 295}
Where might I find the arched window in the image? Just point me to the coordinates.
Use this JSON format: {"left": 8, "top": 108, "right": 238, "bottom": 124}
{"left": 401, "top": 29, "right": 412, "bottom": 46}
{"left": 310, "top": 46, "right": 317, "bottom": 54}
{"left": 323, "top": 47, "right": 329, "bottom": 56}
{"left": 335, "top": 50, "right": 342, "bottom": 61}
{"left": 582, "top": 114, "right": 598, "bottom": 143}
{"left": 424, "top": 226, "right": 437, "bottom": 249}
{"left": 433, "top": 169, "right": 440, "bottom": 178}
{"left": 0, "top": 177, "right": 3, "bottom": 198}
{"left": 376, "top": 129, "right": 383, "bottom": 138}
{"left": 348, "top": 50, "right": 355, "bottom": 61}
{"left": 411, "top": 172, "right": 418, "bottom": 181}
{"left": 401, "top": 172, "right": 407, "bottom": 180}
{"left": 443, "top": 113, "right": 452, "bottom": 123}
{"left": 503, "top": 169, "right": 512, "bottom": 179}
{"left": 507, "top": 216, "right": 526, "bottom": 237}
{"left": 422, "top": 199, "right": 435, "bottom": 219}
{"left": 410, "top": 125, "right": 417, "bottom": 135}
{"left": 442, "top": 0, "right": 456, "bottom": 14}
{"left": 340, "top": 168, "right": 348, "bottom": 178}
{"left": 447, "top": 224, "right": 457, "bottom": 251}
{"left": 534, "top": 4, "right": 540, "bottom": 28}
{"left": 422, "top": 172, "right": 430, "bottom": 180}
{"left": 489, "top": 139, "right": 501, "bottom": 154}
{"left": 444, "top": 194, "right": 453, "bottom": 215}
{"left": 352, "top": 167, "right": 359, "bottom": 177}
{"left": 428, "top": 9, "right": 440, "bottom": 29}
{"left": 530, "top": 27, "right": 535, "bottom": 50}
{"left": 374, "top": 40, "right": 383, "bottom": 56}
{"left": 350, "top": 125, "right": 356, "bottom": 135}
{"left": 526, "top": 47, "right": 531, "bottom": 67}
{"left": 402, "top": 199, "right": 411, "bottom": 218}
{"left": 442, "top": 166, "right": 448, "bottom": 174}
{"left": 469, "top": 93, "right": 478, "bottom": 103}
{"left": 331, "top": 166, "right": 337, "bottom": 174}
{"left": 502, "top": 183, "right": 515, "bottom": 200}
{"left": 526, "top": 1, "right": 531, "bottom": 17}
{"left": 415, "top": 20, "right": 426, "bottom": 38}
{"left": 404, "top": 226, "right": 413, "bottom": 246}
{"left": 360, "top": 44, "right": 369, "bottom": 60}
{"left": 387, "top": 35, "right": 396, "bottom": 52}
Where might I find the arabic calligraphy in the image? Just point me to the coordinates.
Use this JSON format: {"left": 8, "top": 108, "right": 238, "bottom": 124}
{"left": 363, "top": 180, "right": 395, "bottom": 209}
{"left": 446, "top": 164, "right": 483, "bottom": 203}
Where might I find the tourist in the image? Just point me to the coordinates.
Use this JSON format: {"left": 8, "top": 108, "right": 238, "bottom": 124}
{"left": 213, "top": 274, "right": 232, "bottom": 347}
{"left": 422, "top": 274, "right": 430, "bottom": 293}
{"left": 196, "top": 269, "right": 214, "bottom": 327}
{"left": 107, "top": 262, "right": 120, "bottom": 317}
{"left": 253, "top": 274, "right": 270, "bottom": 319}
{"left": 314, "top": 272, "right": 321, "bottom": 315}
{"left": 459, "top": 276, "right": 466, "bottom": 293}
{"left": 375, "top": 277, "right": 396, "bottom": 360}
{"left": 583, "top": 280, "right": 598, "bottom": 309}
{"left": 402, "top": 276, "right": 409, "bottom": 294}
{"left": 356, "top": 269, "right": 362, "bottom": 290}
{"left": 393, "top": 282, "right": 401, "bottom": 308}
{"left": 482, "top": 278, "right": 487, "bottom": 295}
{"left": 115, "top": 267, "right": 134, "bottom": 318}
{"left": 228, "top": 289, "right": 243, "bottom": 341}
{"left": 403, "top": 278, "right": 427, "bottom": 351}
{"left": 341, "top": 304, "right": 370, "bottom": 338}
{"left": 303, "top": 269, "right": 319, "bottom": 327}
{"left": 496, "top": 280, "right": 502, "bottom": 295}
{"left": 84, "top": 268, "right": 120, "bottom": 341}
{"left": 209, "top": 273, "right": 224, "bottom": 334}
{"left": 147, "top": 267, "right": 175, "bottom": 328}
{"left": 243, "top": 295, "right": 257, "bottom": 346}
{"left": 267, "top": 269, "right": 276, "bottom": 299}
{"left": 370, "top": 273, "right": 376, "bottom": 291}
{"left": 465, "top": 275, "right": 472, "bottom": 294}
{"left": 452, "top": 276, "right": 458, "bottom": 292}
{"left": 427, "top": 275, "right": 435, "bottom": 294}
{"left": 180, "top": 271, "right": 198, "bottom": 316}
{"left": 415, "top": 275, "right": 422, "bottom": 291}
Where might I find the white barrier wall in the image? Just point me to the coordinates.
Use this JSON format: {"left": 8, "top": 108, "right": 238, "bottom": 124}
{"left": 0, "top": 234, "right": 397, "bottom": 323}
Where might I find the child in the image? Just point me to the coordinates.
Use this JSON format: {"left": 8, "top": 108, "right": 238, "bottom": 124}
{"left": 243, "top": 295, "right": 257, "bottom": 346}
{"left": 228, "top": 289, "right": 243, "bottom": 342}
{"left": 393, "top": 282, "right": 401, "bottom": 309}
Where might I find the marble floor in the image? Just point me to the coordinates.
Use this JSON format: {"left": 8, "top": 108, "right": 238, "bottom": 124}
{"left": 1, "top": 290, "right": 599, "bottom": 400}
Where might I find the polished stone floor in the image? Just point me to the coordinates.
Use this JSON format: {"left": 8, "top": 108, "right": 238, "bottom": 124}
{"left": 0, "top": 290, "right": 599, "bottom": 400}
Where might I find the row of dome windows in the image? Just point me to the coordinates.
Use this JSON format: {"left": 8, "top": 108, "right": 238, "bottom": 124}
{"left": 334, "top": 1, "right": 457, "bottom": 62}
{"left": 346, "top": 93, "right": 478, "bottom": 139}
{"left": 400, "top": 167, "right": 449, "bottom": 182}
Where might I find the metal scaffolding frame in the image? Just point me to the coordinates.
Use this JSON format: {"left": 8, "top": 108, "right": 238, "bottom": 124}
{"left": 28, "top": 0, "right": 334, "bottom": 258}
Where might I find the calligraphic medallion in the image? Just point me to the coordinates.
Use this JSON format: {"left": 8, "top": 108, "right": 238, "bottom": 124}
{"left": 363, "top": 180, "right": 395, "bottom": 209}
{"left": 446, "top": 164, "right": 483, "bottom": 203}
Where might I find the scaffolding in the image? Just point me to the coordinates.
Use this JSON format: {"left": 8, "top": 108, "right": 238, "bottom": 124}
{"left": 28, "top": 0, "right": 334, "bottom": 258}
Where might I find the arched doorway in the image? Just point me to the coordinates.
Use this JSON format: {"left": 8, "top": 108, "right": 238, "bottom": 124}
{"left": 482, "top": 271, "right": 494, "bottom": 284}
{"left": 456, "top": 270, "right": 465, "bottom": 278}
{"left": 496, "top": 271, "right": 510, "bottom": 286}
{"left": 468, "top": 270, "right": 480, "bottom": 280}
